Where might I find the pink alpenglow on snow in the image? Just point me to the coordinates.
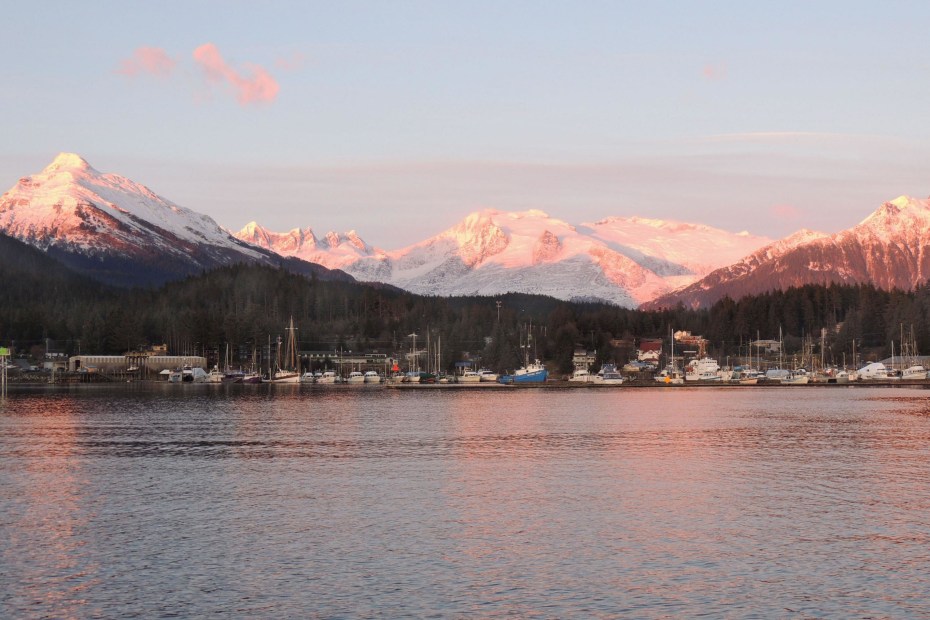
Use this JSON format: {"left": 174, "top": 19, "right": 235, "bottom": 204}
{"left": 116, "top": 47, "right": 176, "bottom": 77}
{"left": 193, "top": 43, "right": 279, "bottom": 105}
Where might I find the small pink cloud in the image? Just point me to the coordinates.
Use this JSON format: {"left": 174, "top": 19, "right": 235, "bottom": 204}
{"left": 193, "top": 43, "right": 279, "bottom": 106}
{"left": 771, "top": 204, "right": 802, "bottom": 219}
{"left": 116, "top": 47, "right": 176, "bottom": 77}
{"left": 702, "top": 63, "right": 727, "bottom": 81}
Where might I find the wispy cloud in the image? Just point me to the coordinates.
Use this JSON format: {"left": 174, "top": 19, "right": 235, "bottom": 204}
{"left": 770, "top": 204, "right": 802, "bottom": 220}
{"left": 275, "top": 51, "right": 307, "bottom": 72}
{"left": 193, "top": 43, "right": 279, "bottom": 106}
{"left": 116, "top": 47, "right": 176, "bottom": 77}
{"left": 702, "top": 62, "right": 727, "bottom": 81}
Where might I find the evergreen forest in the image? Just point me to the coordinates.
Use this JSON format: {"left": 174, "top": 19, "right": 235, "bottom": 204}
{"left": 2, "top": 233, "right": 929, "bottom": 373}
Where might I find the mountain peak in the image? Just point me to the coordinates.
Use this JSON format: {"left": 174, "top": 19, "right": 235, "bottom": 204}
{"left": 42, "top": 152, "right": 95, "bottom": 174}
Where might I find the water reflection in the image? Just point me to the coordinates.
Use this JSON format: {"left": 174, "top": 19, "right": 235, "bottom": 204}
{"left": 1, "top": 385, "right": 930, "bottom": 616}
{"left": 1, "top": 395, "right": 102, "bottom": 618}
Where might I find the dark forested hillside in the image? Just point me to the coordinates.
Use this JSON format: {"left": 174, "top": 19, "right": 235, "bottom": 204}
{"left": 2, "top": 238, "right": 928, "bottom": 372}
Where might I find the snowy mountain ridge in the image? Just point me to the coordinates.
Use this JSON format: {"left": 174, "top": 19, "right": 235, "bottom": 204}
{"left": 0, "top": 153, "right": 347, "bottom": 286}
{"left": 238, "top": 207, "right": 774, "bottom": 307}
{"left": 644, "top": 195, "right": 930, "bottom": 309}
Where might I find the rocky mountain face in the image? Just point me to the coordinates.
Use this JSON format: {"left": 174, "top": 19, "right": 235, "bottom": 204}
{"left": 0, "top": 153, "right": 350, "bottom": 287}
{"left": 239, "top": 209, "right": 773, "bottom": 307}
{"left": 643, "top": 196, "right": 930, "bottom": 309}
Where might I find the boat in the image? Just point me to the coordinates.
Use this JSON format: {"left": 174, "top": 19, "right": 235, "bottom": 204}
{"left": 316, "top": 370, "right": 339, "bottom": 384}
{"left": 299, "top": 371, "right": 316, "bottom": 383}
{"left": 685, "top": 357, "right": 721, "bottom": 381}
{"left": 569, "top": 368, "right": 594, "bottom": 383}
{"left": 206, "top": 366, "right": 225, "bottom": 383}
{"left": 499, "top": 359, "right": 548, "bottom": 384}
{"left": 477, "top": 369, "right": 499, "bottom": 382}
{"left": 459, "top": 370, "right": 482, "bottom": 383}
{"left": 901, "top": 365, "right": 927, "bottom": 381}
{"left": 346, "top": 371, "right": 365, "bottom": 384}
{"left": 240, "top": 371, "right": 263, "bottom": 384}
{"left": 622, "top": 360, "right": 653, "bottom": 373}
{"left": 781, "top": 372, "right": 810, "bottom": 385}
{"left": 271, "top": 317, "right": 301, "bottom": 382}
{"left": 654, "top": 367, "right": 684, "bottom": 384}
{"left": 168, "top": 369, "right": 183, "bottom": 383}
{"left": 594, "top": 363, "right": 625, "bottom": 385}
{"left": 858, "top": 362, "right": 891, "bottom": 380}
{"left": 363, "top": 370, "right": 382, "bottom": 383}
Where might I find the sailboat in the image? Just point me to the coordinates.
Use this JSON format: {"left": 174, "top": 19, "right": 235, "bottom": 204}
{"left": 655, "top": 326, "right": 684, "bottom": 384}
{"left": 271, "top": 317, "right": 300, "bottom": 383}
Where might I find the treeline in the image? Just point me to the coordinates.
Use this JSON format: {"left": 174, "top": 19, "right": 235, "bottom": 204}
{"left": 2, "top": 232, "right": 928, "bottom": 371}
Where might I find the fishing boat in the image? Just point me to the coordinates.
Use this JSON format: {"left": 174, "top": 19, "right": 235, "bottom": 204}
{"left": 499, "top": 324, "right": 548, "bottom": 384}
{"left": 499, "top": 359, "right": 548, "bottom": 384}
{"left": 685, "top": 357, "right": 721, "bottom": 381}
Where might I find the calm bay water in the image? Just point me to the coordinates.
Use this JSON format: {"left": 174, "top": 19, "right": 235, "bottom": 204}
{"left": 2, "top": 384, "right": 930, "bottom": 618}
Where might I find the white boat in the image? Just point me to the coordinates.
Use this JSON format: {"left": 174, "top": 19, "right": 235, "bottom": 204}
{"left": 346, "top": 371, "right": 365, "bottom": 384}
{"left": 299, "top": 371, "right": 316, "bottom": 383}
{"left": 569, "top": 368, "right": 594, "bottom": 383}
{"left": 781, "top": 373, "right": 810, "bottom": 385}
{"left": 477, "top": 369, "right": 499, "bottom": 382}
{"left": 363, "top": 370, "right": 382, "bottom": 383}
{"left": 901, "top": 365, "right": 927, "bottom": 380}
{"left": 316, "top": 370, "right": 338, "bottom": 384}
{"left": 459, "top": 370, "right": 482, "bottom": 383}
{"left": 205, "top": 366, "right": 225, "bottom": 383}
{"left": 271, "top": 370, "right": 300, "bottom": 383}
{"left": 168, "top": 369, "right": 183, "bottom": 383}
{"left": 858, "top": 362, "right": 891, "bottom": 380}
{"left": 685, "top": 357, "right": 721, "bottom": 381}
{"left": 594, "top": 363, "right": 625, "bottom": 385}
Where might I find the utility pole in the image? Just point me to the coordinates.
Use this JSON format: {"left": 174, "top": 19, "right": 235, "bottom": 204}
{"left": 496, "top": 300, "right": 502, "bottom": 323}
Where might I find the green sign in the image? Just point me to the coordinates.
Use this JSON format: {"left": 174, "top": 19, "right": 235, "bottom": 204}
{"left": 0, "top": 347, "right": 8, "bottom": 356}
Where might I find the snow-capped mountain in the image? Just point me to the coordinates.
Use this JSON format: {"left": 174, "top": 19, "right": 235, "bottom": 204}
{"left": 643, "top": 195, "right": 930, "bottom": 309}
{"left": 0, "top": 153, "right": 349, "bottom": 286}
{"left": 239, "top": 209, "right": 773, "bottom": 307}
{"left": 237, "top": 221, "right": 387, "bottom": 269}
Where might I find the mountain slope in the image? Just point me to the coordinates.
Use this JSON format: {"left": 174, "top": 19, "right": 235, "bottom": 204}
{"left": 643, "top": 196, "right": 930, "bottom": 309}
{"left": 0, "top": 153, "right": 351, "bottom": 287}
{"left": 238, "top": 209, "right": 772, "bottom": 307}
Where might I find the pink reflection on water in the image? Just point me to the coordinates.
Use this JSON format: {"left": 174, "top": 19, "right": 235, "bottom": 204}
{"left": 2, "top": 396, "right": 103, "bottom": 617}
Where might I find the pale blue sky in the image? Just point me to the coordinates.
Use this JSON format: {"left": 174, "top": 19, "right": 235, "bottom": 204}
{"left": 2, "top": 1, "right": 929, "bottom": 247}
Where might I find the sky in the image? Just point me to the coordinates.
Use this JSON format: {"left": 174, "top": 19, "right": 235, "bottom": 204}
{"left": 2, "top": 1, "right": 929, "bottom": 248}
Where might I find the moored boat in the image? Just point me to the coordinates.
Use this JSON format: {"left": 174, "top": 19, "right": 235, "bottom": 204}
{"left": 594, "top": 363, "right": 625, "bottom": 385}
{"left": 685, "top": 357, "right": 721, "bottom": 381}
{"left": 569, "top": 368, "right": 593, "bottom": 383}
{"left": 459, "top": 370, "right": 482, "bottom": 383}
{"left": 499, "top": 359, "right": 548, "bottom": 384}
{"left": 477, "top": 369, "right": 499, "bottom": 382}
